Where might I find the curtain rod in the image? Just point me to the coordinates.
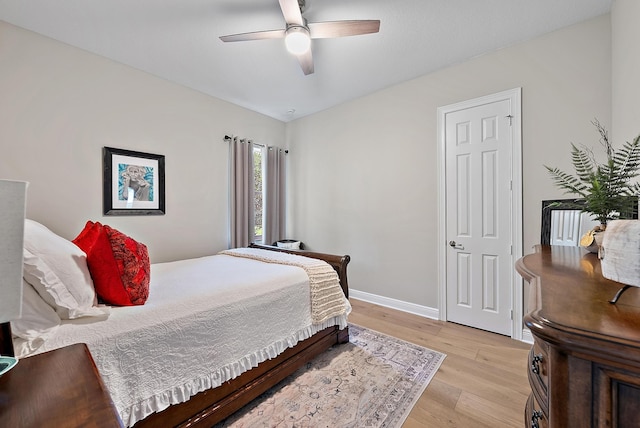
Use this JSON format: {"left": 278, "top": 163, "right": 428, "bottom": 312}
{"left": 224, "top": 135, "right": 288, "bottom": 153}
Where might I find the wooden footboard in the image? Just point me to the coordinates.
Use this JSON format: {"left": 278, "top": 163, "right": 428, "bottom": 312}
{"left": 134, "top": 245, "right": 351, "bottom": 428}
{"left": 249, "top": 243, "right": 351, "bottom": 299}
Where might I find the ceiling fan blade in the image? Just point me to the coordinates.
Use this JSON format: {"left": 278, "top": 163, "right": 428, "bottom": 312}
{"left": 308, "top": 20, "right": 380, "bottom": 39}
{"left": 279, "top": 0, "right": 304, "bottom": 26}
{"left": 296, "top": 49, "right": 314, "bottom": 75}
{"left": 220, "top": 29, "right": 285, "bottom": 42}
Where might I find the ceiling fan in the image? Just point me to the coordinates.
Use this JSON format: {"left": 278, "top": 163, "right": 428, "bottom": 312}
{"left": 219, "top": 0, "right": 380, "bottom": 75}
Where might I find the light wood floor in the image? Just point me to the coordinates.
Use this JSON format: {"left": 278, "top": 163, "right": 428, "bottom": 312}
{"left": 348, "top": 299, "right": 531, "bottom": 428}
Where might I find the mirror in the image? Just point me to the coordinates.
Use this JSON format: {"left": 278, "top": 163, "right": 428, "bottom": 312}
{"left": 541, "top": 198, "right": 639, "bottom": 246}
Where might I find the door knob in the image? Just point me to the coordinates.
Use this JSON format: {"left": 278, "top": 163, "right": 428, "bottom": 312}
{"left": 449, "top": 240, "right": 464, "bottom": 250}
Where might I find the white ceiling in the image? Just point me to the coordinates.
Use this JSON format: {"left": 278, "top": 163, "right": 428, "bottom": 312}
{"left": 0, "top": 0, "right": 612, "bottom": 122}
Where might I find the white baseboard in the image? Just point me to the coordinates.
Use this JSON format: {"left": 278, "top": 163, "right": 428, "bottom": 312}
{"left": 349, "top": 289, "right": 440, "bottom": 320}
{"left": 521, "top": 328, "right": 534, "bottom": 344}
{"left": 350, "top": 289, "right": 533, "bottom": 345}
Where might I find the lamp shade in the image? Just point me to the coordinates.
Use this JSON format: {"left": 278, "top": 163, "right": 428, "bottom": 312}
{"left": 0, "top": 180, "right": 28, "bottom": 324}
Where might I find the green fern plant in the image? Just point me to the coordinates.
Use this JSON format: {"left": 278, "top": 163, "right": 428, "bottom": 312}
{"left": 545, "top": 120, "right": 640, "bottom": 227}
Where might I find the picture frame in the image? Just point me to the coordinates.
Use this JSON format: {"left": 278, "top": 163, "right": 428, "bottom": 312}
{"left": 103, "top": 147, "right": 165, "bottom": 216}
{"left": 541, "top": 198, "right": 638, "bottom": 245}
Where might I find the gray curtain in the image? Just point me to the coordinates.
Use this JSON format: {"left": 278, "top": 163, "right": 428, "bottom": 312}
{"left": 263, "top": 146, "right": 287, "bottom": 246}
{"left": 229, "top": 137, "right": 254, "bottom": 248}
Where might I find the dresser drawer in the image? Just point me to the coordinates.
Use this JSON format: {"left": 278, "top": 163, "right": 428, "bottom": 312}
{"left": 528, "top": 340, "right": 549, "bottom": 411}
{"left": 525, "top": 394, "right": 548, "bottom": 428}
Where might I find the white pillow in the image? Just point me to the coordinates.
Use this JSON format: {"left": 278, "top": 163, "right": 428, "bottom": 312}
{"left": 10, "top": 279, "right": 61, "bottom": 354}
{"left": 23, "top": 248, "right": 107, "bottom": 319}
{"left": 23, "top": 219, "right": 98, "bottom": 309}
{"left": 276, "top": 240, "right": 301, "bottom": 250}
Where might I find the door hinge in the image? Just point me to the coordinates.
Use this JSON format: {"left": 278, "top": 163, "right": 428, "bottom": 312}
{"left": 510, "top": 310, "right": 513, "bottom": 320}
{"left": 506, "top": 114, "right": 513, "bottom": 126}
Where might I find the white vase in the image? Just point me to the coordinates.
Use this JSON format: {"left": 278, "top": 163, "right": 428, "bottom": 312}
{"left": 600, "top": 220, "right": 640, "bottom": 287}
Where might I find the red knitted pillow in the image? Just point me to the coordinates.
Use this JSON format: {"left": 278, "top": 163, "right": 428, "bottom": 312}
{"left": 102, "top": 224, "right": 150, "bottom": 306}
{"left": 73, "top": 221, "right": 131, "bottom": 306}
{"left": 73, "top": 221, "right": 149, "bottom": 306}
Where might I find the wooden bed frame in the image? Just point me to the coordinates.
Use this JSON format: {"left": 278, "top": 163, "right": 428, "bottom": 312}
{"left": 1, "top": 244, "right": 351, "bottom": 428}
{"left": 133, "top": 244, "right": 351, "bottom": 427}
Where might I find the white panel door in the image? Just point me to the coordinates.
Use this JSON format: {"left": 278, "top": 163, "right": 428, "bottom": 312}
{"left": 444, "top": 99, "right": 513, "bottom": 335}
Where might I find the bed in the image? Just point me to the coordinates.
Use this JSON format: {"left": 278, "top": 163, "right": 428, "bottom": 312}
{"left": 2, "top": 220, "right": 351, "bottom": 428}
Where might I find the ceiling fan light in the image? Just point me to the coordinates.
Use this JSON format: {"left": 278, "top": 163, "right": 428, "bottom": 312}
{"left": 285, "top": 26, "right": 311, "bottom": 55}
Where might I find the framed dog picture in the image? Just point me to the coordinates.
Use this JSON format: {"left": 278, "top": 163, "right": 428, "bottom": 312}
{"left": 103, "top": 147, "right": 165, "bottom": 215}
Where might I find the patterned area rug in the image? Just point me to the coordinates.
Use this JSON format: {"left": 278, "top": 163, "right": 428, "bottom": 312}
{"left": 215, "top": 324, "right": 446, "bottom": 428}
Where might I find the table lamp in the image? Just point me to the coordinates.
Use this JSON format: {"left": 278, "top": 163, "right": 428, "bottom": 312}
{"left": 0, "top": 180, "right": 28, "bottom": 375}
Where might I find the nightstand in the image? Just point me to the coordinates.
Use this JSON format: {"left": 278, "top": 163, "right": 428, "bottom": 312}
{"left": 0, "top": 343, "right": 123, "bottom": 427}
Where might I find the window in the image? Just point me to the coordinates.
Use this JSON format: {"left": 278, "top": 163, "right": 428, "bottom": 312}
{"left": 253, "top": 146, "right": 264, "bottom": 243}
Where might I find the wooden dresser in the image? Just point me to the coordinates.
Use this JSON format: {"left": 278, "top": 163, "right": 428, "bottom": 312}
{"left": 516, "top": 245, "right": 640, "bottom": 428}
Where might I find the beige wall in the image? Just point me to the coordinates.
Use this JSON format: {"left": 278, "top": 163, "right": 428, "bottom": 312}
{"left": 612, "top": 0, "right": 640, "bottom": 144}
{"left": 0, "top": 14, "right": 617, "bottom": 312}
{"left": 286, "top": 15, "right": 611, "bottom": 308}
{"left": 0, "top": 21, "right": 285, "bottom": 263}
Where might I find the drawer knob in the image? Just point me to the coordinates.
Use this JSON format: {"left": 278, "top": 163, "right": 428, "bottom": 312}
{"left": 531, "top": 353, "right": 543, "bottom": 375}
{"left": 531, "top": 410, "right": 543, "bottom": 428}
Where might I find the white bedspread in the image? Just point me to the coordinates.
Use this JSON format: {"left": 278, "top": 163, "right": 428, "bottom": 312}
{"left": 16, "top": 250, "right": 350, "bottom": 427}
